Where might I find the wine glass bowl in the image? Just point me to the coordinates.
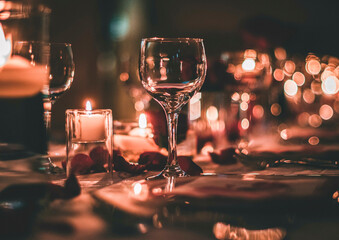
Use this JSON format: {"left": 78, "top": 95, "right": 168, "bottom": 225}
{"left": 44, "top": 43, "right": 74, "bottom": 103}
{"left": 139, "top": 37, "right": 207, "bottom": 179}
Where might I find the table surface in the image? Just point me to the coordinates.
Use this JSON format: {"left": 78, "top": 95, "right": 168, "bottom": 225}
{"left": 2, "top": 143, "right": 339, "bottom": 240}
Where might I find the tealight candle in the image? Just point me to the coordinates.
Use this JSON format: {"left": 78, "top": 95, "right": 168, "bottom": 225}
{"left": 65, "top": 104, "right": 113, "bottom": 177}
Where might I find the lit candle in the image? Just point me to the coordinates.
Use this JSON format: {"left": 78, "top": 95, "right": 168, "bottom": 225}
{"left": 129, "top": 113, "right": 152, "bottom": 138}
{"left": 0, "top": 23, "right": 47, "bottom": 98}
{"left": 79, "top": 101, "right": 106, "bottom": 141}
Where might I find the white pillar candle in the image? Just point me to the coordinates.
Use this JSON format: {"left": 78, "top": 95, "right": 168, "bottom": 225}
{"left": 79, "top": 101, "right": 106, "bottom": 141}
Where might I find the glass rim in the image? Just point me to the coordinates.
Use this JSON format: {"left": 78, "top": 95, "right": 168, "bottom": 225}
{"left": 14, "top": 41, "right": 72, "bottom": 47}
{"left": 66, "top": 109, "right": 112, "bottom": 114}
{"left": 142, "top": 37, "right": 204, "bottom": 43}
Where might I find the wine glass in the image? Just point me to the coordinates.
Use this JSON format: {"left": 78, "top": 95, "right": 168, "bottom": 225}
{"left": 139, "top": 38, "right": 207, "bottom": 180}
{"left": 14, "top": 42, "right": 75, "bottom": 172}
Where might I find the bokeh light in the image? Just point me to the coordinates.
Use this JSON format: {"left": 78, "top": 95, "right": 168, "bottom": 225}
{"left": 241, "top": 118, "right": 250, "bottom": 130}
{"left": 292, "top": 72, "right": 305, "bottom": 86}
{"left": 284, "top": 80, "right": 298, "bottom": 96}
{"left": 298, "top": 112, "right": 310, "bottom": 126}
{"left": 321, "top": 75, "right": 339, "bottom": 95}
{"left": 231, "top": 92, "right": 240, "bottom": 101}
{"left": 308, "top": 136, "right": 319, "bottom": 145}
{"left": 303, "top": 89, "right": 315, "bottom": 104}
{"left": 252, "top": 105, "right": 264, "bottom": 119}
{"left": 319, "top": 104, "right": 334, "bottom": 120}
{"left": 308, "top": 114, "right": 322, "bottom": 128}
{"left": 273, "top": 69, "right": 284, "bottom": 81}
{"left": 206, "top": 106, "right": 219, "bottom": 121}
{"left": 241, "top": 92, "right": 250, "bottom": 102}
{"left": 284, "top": 60, "right": 296, "bottom": 75}
{"left": 240, "top": 102, "right": 248, "bottom": 111}
{"left": 274, "top": 47, "right": 287, "bottom": 61}
{"left": 271, "top": 103, "right": 281, "bottom": 116}
{"left": 242, "top": 58, "right": 256, "bottom": 71}
{"left": 306, "top": 59, "right": 321, "bottom": 75}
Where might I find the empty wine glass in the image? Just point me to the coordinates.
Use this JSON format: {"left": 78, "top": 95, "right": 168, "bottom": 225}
{"left": 14, "top": 42, "right": 75, "bottom": 172}
{"left": 139, "top": 38, "right": 207, "bottom": 180}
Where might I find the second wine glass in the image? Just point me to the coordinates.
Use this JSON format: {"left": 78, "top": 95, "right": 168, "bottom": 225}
{"left": 139, "top": 37, "right": 207, "bottom": 180}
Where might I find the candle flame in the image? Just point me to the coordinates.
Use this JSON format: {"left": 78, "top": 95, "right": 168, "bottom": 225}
{"left": 0, "top": 23, "right": 11, "bottom": 67}
{"left": 138, "top": 113, "right": 147, "bottom": 129}
{"left": 85, "top": 100, "right": 92, "bottom": 111}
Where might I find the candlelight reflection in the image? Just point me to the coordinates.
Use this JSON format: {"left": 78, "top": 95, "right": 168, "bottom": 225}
{"left": 213, "top": 222, "right": 286, "bottom": 240}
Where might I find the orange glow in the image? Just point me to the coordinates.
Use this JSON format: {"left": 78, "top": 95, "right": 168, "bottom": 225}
{"left": 271, "top": 103, "right": 281, "bottom": 116}
{"left": 308, "top": 114, "right": 322, "bottom": 128}
{"left": 206, "top": 106, "right": 218, "bottom": 121}
{"left": 0, "top": 23, "right": 11, "bottom": 67}
{"left": 334, "top": 101, "right": 339, "bottom": 113}
{"left": 319, "top": 104, "right": 333, "bottom": 120}
{"left": 284, "top": 60, "right": 295, "bottom": 75}
{"left": 242, "top": 58, "right": 256, "bottom": 71}
{"left": 273, "top": 69, "right": 284, "bottom": 81}
{"left": 244, "top": 49, "right": 257, "bottom": 59}
{"left": 231, "top": 92, "right": 240, "bottom": 101}
{"left": 119, "top": 72, "right": 129, "bottom": 82}
{"left": 138, "top": 113, "right": 147, "bottom": 129}
{"left": 134, "top": 101, "right": 145, "bottom": 111}
{"left": 240, "top": 101, "right": 248, "bottom": 111}
{"left": 85, "top": 100, "right": 92, "bottom": 111}
{"left": 311, "top": 81, "right": 322, "bottom": 95}
{"left": 308, "top": 136, "right": 319, "bottom": 145}
{"left": 227, "top": 63, "right": 236, "bottom": 73}
{"left": 303, "top": 89, "right": 315, "bottom": 104}
{"left": 241, "top": 92, "right": 250, "bottom": 102}
{"left": 284, "top": 80, "right": 298, "bottom": 96}
{"left": 201, "top": 143, "right": 214, "bottom": 155}
{"left": 252, "top": 105, "right": 264, "bottom": 119}
{"left": 298, "top": 112, "right": 310, "bottom": 126}
{"left": 241, "top": 118, "right": 249, "bottom": 130}
{"left": 292, "top": 72, "right": 305, "bottom": 86}
{"left": 274, "top": 47, "right": 287, "bottom": 60}
{"left": 306, "top": 59, "right": 321, "bottom": 75}
{"left": 280, "top": 129, "right": 288, "bottom": 140}
{"left": 133, "top": 183, "right": 142, "bottom": 195}
{"left": 321, "top": 75, "right": 339, "bottom": 94}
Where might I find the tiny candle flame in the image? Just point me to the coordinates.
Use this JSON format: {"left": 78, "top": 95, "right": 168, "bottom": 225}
{"left": 139, "top": 113, "right": 147, "bottom": 129}
{"left": 85, "top": 100, "right": 92, "bottom": 111}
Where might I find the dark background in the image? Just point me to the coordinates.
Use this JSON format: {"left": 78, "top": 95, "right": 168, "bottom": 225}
{"left": 45, "top": 0, "right": 339, "bottom": 141}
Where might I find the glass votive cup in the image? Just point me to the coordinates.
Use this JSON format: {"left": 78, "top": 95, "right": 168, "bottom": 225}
{"left": 65, "top": 109, "right": 113, "bottom": 176}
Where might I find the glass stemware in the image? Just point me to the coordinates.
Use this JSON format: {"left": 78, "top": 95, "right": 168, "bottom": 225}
{"left": 14, "top": 42, "right": 75, "bottom": 172}
{"left": 139, "top": 38, "right": 207, "bottom": 179}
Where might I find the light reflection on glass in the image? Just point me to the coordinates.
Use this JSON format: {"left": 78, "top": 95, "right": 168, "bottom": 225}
{"left": 213, "top": 222, "right": 286, "bottom": 240}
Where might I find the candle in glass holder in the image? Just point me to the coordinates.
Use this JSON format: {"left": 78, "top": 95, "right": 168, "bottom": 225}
{"left": 79, "top": 101, "right": 106, "bottom": 141}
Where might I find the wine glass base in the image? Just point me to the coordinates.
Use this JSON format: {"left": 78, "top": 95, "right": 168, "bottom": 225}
{"left": 39, "top": 155, "right": 64, "bottom": 174}
{"left": 146, "top": 164, "right": 187, "bottom": 181}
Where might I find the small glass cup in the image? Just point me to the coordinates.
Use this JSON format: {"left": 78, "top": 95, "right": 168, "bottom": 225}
{"left": 65, "top": 109, "right": 113, "bottom": 176}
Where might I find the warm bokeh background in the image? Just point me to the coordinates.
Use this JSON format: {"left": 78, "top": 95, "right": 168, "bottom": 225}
{"left": 46, "top": 0, "right": 339, "bottom": 141}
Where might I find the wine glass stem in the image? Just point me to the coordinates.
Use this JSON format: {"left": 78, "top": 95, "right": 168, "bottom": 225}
{"left": 43, "top": 100, "right": 53, "bottom": 153}
{"left": 167, "top": 111, "right": 179, "bottom": 167}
